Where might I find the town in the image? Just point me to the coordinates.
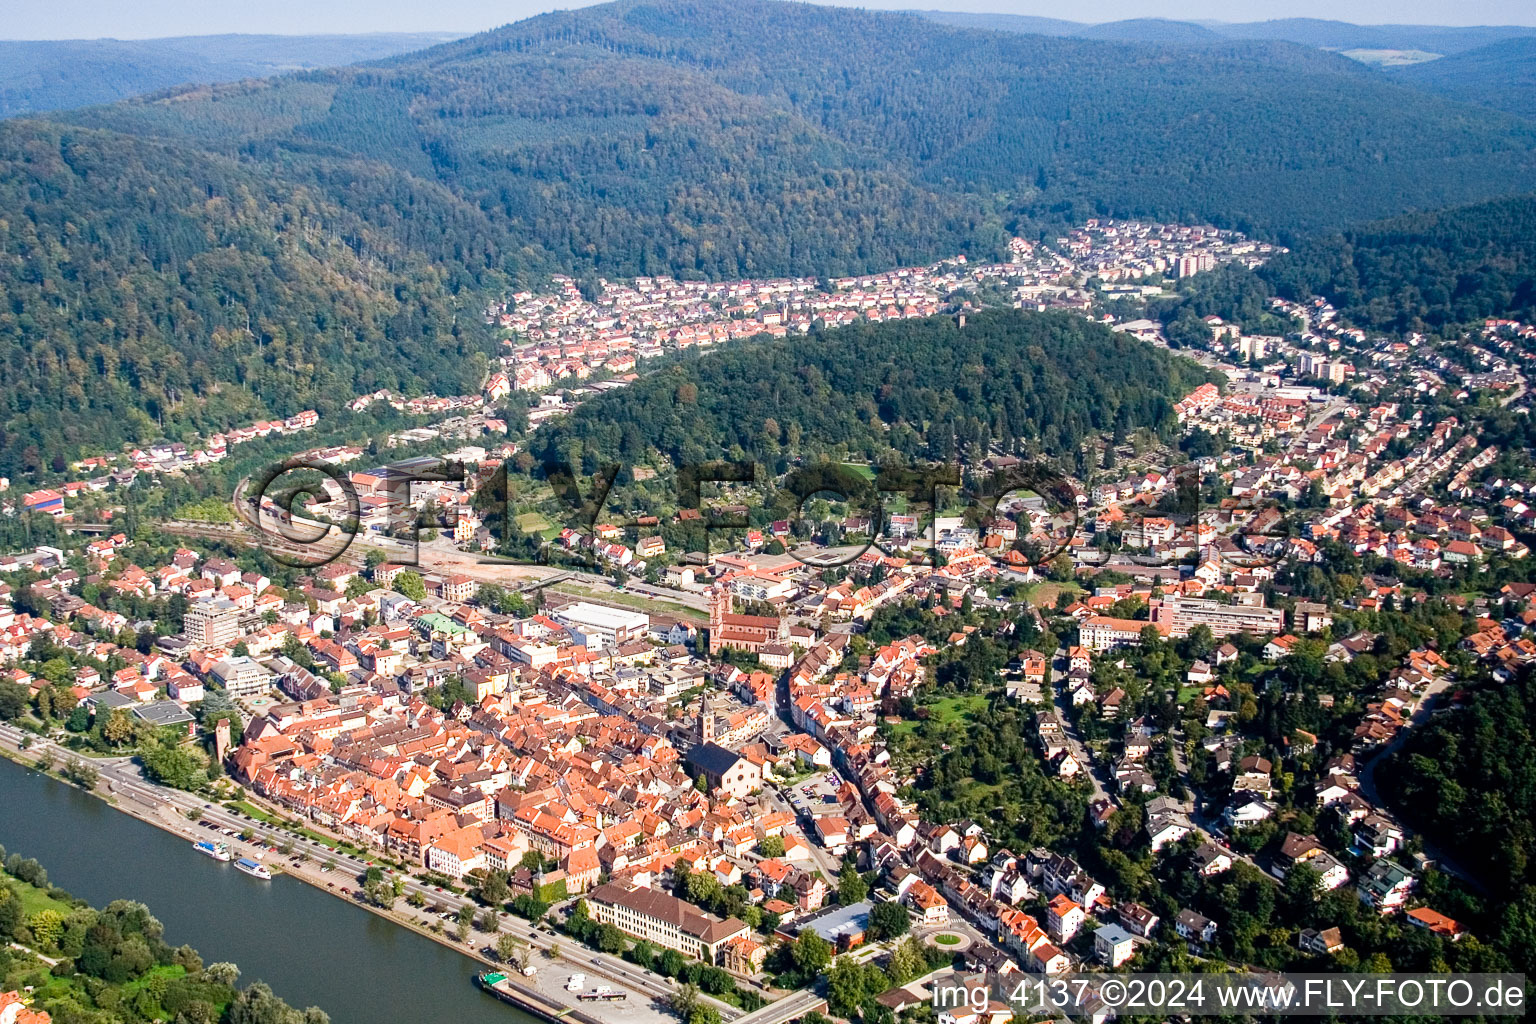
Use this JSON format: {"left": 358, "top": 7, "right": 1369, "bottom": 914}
{"left": 0, "top": 217, "right": 1530, "bottom": 1024}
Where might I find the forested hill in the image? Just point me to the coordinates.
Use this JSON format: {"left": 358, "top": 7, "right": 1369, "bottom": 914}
{"left": 0, "top": 33, "right": 464, "bottom": 118}
{"left": 1392, "top": 38, "right": 1536, "bottom": 122}
{"left": 1260, "top": 193, "right": 1536, "bottom": 332}
{"left": 1381, "top": 670, "right": 1536, "bottom": 973}
{"left": 5, "top": 0, "right": 1536, "bottom": 473}
{"left": 57, "top": 0, "right": 1536, "bottom": 245}
{"left": 0, "top": 121, "right": 500, "bottom": 476}
{"left": 913, "top": 12, "right": 1536, "bottom": 56}
{"left": 532, "top": 309, "right": 1214, "bottom": 472}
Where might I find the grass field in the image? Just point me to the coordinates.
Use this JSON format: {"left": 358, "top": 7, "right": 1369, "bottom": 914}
{"left": 888, "top": 694, "right": 987, "bottom": 739}
{"left": 5, "top": 873, "right": 75, "bottom": 918}
{"left": 1021, "top": 580, "right": 1084, "bottom": 608}
{"left": 515, "top": 511, "right": 553, "bottom": 532}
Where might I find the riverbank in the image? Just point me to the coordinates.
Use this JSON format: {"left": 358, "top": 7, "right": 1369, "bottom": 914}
{"left": 0, "top": 752, "right": 536, "bottom": 1024}
{"left": 0, "top": 724, "right": 713, "bottom": 1024}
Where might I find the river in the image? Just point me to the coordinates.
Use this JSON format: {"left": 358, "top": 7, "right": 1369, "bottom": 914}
{"left": 0, "top": 755, "right": 534, "bottom": 1024}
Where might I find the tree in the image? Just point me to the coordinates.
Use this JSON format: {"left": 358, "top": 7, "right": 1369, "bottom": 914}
{"left": 869, "top": 900, "right": 910, "bottom": 940}
{"left": 103, "top": 708, "right": 136, "bottom": 746}
{"left": 658, "top": 948, "right": 687, "bottom": 977}
{"left": 826, "top": 956, "right": 869, "bottom": 1017}
{"left": 791, "top": 929, "right": 832, "bottom": 975}
{"left": 27, "top": 909, "right": 65, "bottom": 950}
{"left": 758, "top": 835, "right": 785, "bottom": 858}
{"left": 596, "top": 923, "right": 627, "bottom": 954}
{"left": 205, "top": 962, "right": 241, "bottom": 986}
{"left": 1281, "top": 864, "right": 1322, "bottom": 919}
{"left": 0, "top": 682, "right": 29, "bottom": 721}
{"left": 478, "top": 869, "right": 510, "bottom": 906}
{"left": 496, "top": 933, "right": 524, "bottom": 964}
{"left": 140, "top": 742, "right": 204, "bottom": 790}
{"left": 886, "top": 936, "right": 924, "bottom": 984}
{"left": 63, "top": 757, "right": 99, "bottom": 789}
{"left": 837, "top": 863, "right": 867, "bottom": 906}
{"left": 670, "top": 982, "right": 701, "bottom": 1023}
{"left": 393, "top": 571, "right": 426, "bottom": 601}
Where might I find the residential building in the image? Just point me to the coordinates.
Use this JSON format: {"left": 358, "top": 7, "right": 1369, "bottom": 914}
{"left": 185, "top": 599, "right": 241, "bottom": 647}
{"left": 587, "top": 883, "right": 750, "bottom": 963}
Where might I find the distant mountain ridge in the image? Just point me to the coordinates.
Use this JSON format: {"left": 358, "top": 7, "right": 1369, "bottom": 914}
{"left": 0, "top": 33, "right": 464, "bottom": 117}
{"left": 910, "top": 10, "right": 1536, "bottom": 54}
{"left": 1391, "top": 37, "right": 1536, "bottom": 121}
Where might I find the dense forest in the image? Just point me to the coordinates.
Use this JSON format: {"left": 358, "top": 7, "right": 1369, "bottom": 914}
{"left": 1140, "top": 194, "right": 1536, "bottom": 342}
{"left": 532, "top": 309, "right": 1213, "bottom": 473}
{"left": 0, "top": 122, "right": 499, "bottom": 476}
{"left": 1262, "top": 193, "right": 1536, "bottom": 332}
{"left": 4, "top": 0, "right": 1536, "bottom": 474}
{"left": 60, "top": 0, "right": 1536, "bottom": 245}
{"left": 0, "top": 34, "right": 462, "bottom": 118}
{"left": 1393, "top": 38, "right": 1536, "bottom": 123}
{"left": 1380, "top": 670, "right": 1536, "bottom": 973}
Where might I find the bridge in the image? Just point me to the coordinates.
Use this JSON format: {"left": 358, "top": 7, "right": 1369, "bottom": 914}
{"left": 728, "top": 989, "right": 827, "bottom": 1024}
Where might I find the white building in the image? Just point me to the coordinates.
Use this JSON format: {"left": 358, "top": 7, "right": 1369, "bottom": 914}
{"left": 553, "top": 602, "right": 650, "bottom": 649}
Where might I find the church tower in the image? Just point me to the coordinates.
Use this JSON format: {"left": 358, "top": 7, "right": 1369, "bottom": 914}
{"left": 708, "top": 584, "right": 731, "bottom": 655}
{"left": 698, "top": 692, "right": 715, "bottom": 746}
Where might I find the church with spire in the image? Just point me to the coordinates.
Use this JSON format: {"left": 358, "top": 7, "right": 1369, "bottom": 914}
{"left": 707, "top": 584, "right": 785, "bottom": 655}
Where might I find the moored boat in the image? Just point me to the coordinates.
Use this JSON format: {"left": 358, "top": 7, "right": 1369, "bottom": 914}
{"left": 193, "top": 839, "right": 233, "bottom": 862}
{"left": 235, "top": 856, "right": 272, "bottom": 879}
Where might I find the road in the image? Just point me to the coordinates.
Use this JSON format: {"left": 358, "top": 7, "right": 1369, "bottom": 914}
{"left": 0, "top": 722, "right": 739, "bottom": 1016}
{"left": 1355, "top": 676, "right": 1482, "bottom": 890}
{"left": 730, "top": 987, "right": 826, "bottom": 1024}
{"left": 757, "top": 784, "right": 843, "bottom": 881}
{"left": 1048, "top": 648, "right": 1111, "bottom": 803}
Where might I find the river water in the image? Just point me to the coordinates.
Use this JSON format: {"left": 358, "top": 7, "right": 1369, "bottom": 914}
{"left": 0, "top": 756, "right": 533, "bottom": 1024}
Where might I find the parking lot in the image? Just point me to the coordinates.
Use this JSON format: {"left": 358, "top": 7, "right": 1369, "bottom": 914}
{"left": 781, "top": 770, "right": 846, "bottom": 818}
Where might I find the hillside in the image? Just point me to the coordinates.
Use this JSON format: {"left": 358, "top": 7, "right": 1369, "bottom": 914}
{"left": 1210, "top": 18, "right": 1536, "bottom": 55}
{"left": 5, "top": 0, "right": 1536, "bottom": 473}
{"left": 910, "top": 11, "right": 1536, "bottom": 54}
{"left": 0, "top": 33, "right": 462, "bottom": 118}
{"left": 1261, "top": 193, "right": 1536, "bottom": 332}
{"left": 0, "top": 121, "right": 501, "bottom": 476}
{"left": 1382, "top": 670, "right": 1536, "bottom": 972}
{"left": 531, "top": 308, "right": 1213, "bottom": 471}
{"left": 1393, "top": 38, "right": 1536, "bottom": 121}
{"left": 55, "top": 0, "right": 1536, "bottom": 247}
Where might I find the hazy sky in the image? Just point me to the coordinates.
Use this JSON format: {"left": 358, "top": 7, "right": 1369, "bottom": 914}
{"left": 5, "top": 0, "right": 1536, "bottom": 40}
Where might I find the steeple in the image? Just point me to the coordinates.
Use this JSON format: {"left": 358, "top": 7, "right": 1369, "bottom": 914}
{"left": 698, "top": 692, "right": 715, "bottom": 745}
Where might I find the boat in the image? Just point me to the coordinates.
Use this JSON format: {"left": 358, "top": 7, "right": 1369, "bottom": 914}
{"left": 234, "top": 857, "right": 272, "bottom": 880}
{"left": 193, "top": 839, "right": 233, "bottom": 862}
